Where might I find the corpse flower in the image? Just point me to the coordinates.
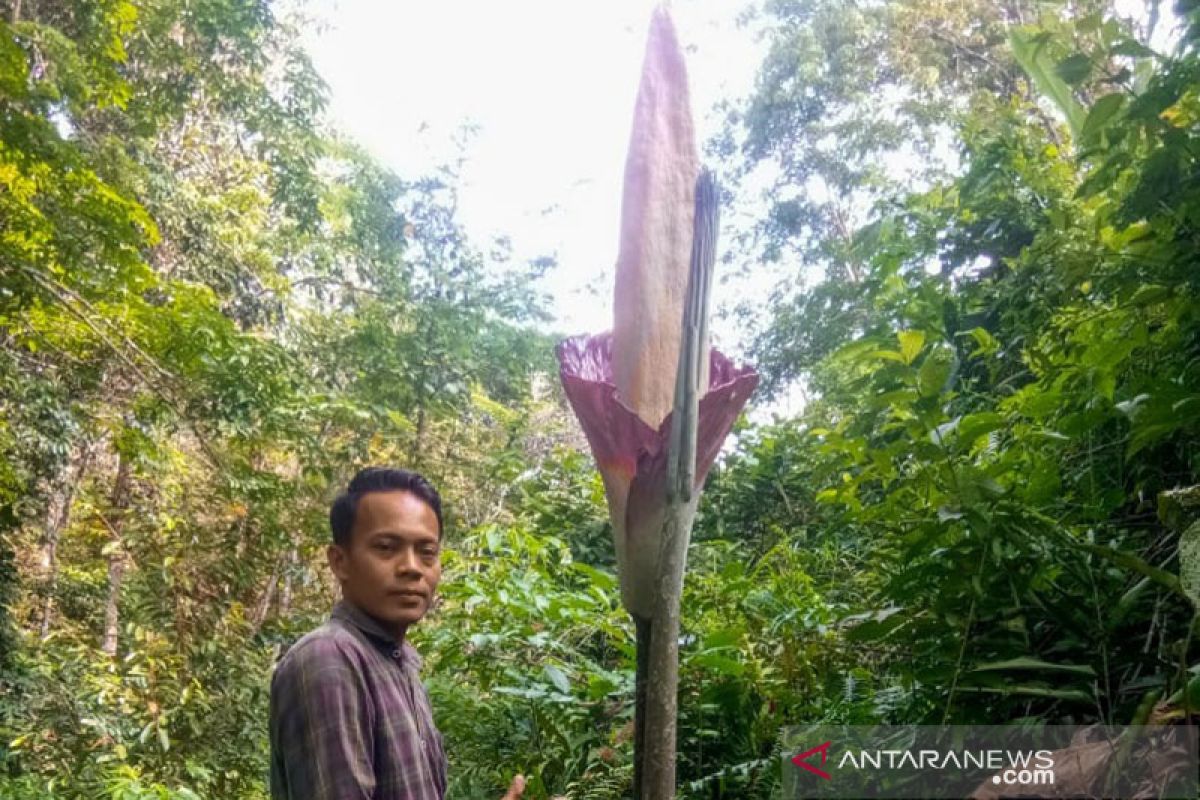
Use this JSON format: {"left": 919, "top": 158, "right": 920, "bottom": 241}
{"left": 555, "top": 7, "right": 758, "bottom": 621}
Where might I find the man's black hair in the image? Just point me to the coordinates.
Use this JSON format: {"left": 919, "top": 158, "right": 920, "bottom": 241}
{"left": 329, "top": 467, "right": 444, "bottom": 546}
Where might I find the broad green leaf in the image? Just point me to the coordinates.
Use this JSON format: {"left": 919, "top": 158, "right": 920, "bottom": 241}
{"left": 967, "top": 327, "right": 999, "bottom": 358}
{"left": 937, "top": 506, "right": 965, "bottom": 522}
{"left": 868, "top": 349, "right": 907, "bottom": 363}
{"left": 971, "top": 657, "right": 1096, "bottom": 677}
{"left": 1166, "top": 674, "right": 1200, "bottom": 708}
{"left": 572, "top": 563, "right": 617, "bottom": 590}
{"left": 1078, "top": 542, "right": 1185, "bottom": 599}
{"left": 1055, "top": 53, "right": 1092, "bottom": 85}
{"left": 955, "top": 413, "right": 1005, "bottom": 450}
{"left": 917, "top": 349, "right": 953, "bottom": 398}
{"left": 544, "top": 664, "right": 571, "bottom": 694}
{"left": 586, "top": 674, "right": 618, "bottom": 700}
{"left": 1129, "top": 284, "right": 1169, "bottom": 306}
{"left": 955, "top": 685, "right": 1093, "bottom": 703}
{"left": 494, "top": 686, "right": 551, "bottom": 701}
{"left": 1077, "top": 151, "right": 1132, "bottom": 197}
{"left": 931, "top": 418, "right": 958, "bottom": 446}
{"left": 814, "top": 488, "right": 840, "bottom": 504}
{"left": 1110, "top": 39, "right": 1156, "bottom": 58}
{"left": 691, "top": 652, "right": 746, "bottom": 677}
{"left": 1081, "top": 93, "right": 1127, "bottom": 143}
{"left": 1180, "top": 520, "right": 1200, "bottom": 608}
{"left": 702, "top": 627, "right": 743, "bottom": 649}
{"left": 1115, "top": 577, "right": 1152, "bottom": 621}
{"left": 1010, "top": 28, "right": 1086, "bottom": 137}
{"left": 898, "top": 330, "right": 925, "bottom": 365}
{"left": 844, "top": 607, "right": 908, "bottom": 642}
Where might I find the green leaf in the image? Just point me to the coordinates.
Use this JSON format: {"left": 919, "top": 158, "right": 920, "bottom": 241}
{"left": 1110, "top": 39, "right": 1156, "bottom": 58}
{"left": 544, "top": 664, "right": 571, "bottom": 694}
{"left": 1077, "top": 541, "right": 1185, "bottom": 599}
{"left": 1081, "top": 93, "right": 1127, "bottom": 143}
{"left": 868, "top": 349, "right": 907, "bottom": 363}
{"left": 1180, "top": 521, "right": 1200, "bottom": 609}
{"left": 1055, "top": 53, "right": 1092, "bottom": 85}
{"left": 691, "top": 652, "right": 745, "bottom": 677}
{"left": 898, "top": 330, "right": 925, "bottom": 365}
{"left": 1010, "top": 29, "right": 1086, "bottom": 137}
{"left": 971, "top": 657, "right": 1096, "bottom": 677}
{"left": 917, "top": 349, "right": 953, "bottom": 398}
{"left": 1128, "top": 284, "right": 1169, "bottom": 306}
{"left": 954, "top": 412, "right": 1005, "bottom": 451}
{"left": 967, "top": 327, "right": 1000, "bottom": 358}
{"left": 1077, "top": 151, "right": 1132, "bottom": 198}
{"left": 702, "top": 627, "right": 743, "bottom": 649}
{"left": 1115, "top": 577, "right": 1152, "bottom": 621}
{"left": 494, "top": 685, "right": 551, "bottom": 701}
{"left": 937, "top": 506, "right": 965, "bottom": 522}
{"left": 586, "top": 674, "right": 618, "bottom": 700}
{"left": 0, "top": 23, "right": 29, "bottom": 98}
{"left": 814, "top": 488, "right": 840, "bottom": 504}
{"left": 844, "top": 607, "right": 907, "bottom": 642}
{"left": 931, "top": 418, "right": 959, "bottom": 446}
{"left": 954, "top": 685, "right": 1093, "bottom": 703}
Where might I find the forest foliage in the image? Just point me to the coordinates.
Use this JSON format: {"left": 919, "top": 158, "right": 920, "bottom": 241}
{"left": 1, "top": 0, "right": 1199, "bottom": 798}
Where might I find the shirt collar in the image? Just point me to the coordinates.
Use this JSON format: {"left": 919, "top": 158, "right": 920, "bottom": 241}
{"left": 331, "top": 600, "right": 423, "bottom": 669}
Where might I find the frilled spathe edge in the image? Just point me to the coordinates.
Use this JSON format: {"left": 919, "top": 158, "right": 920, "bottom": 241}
{"left": 556, "top": 332, "right": 758, "bottom": 488}
{"left": 556, "top": 332, "right": 759, "bottom": 618}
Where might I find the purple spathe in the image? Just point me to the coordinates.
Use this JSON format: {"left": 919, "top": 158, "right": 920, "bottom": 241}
{"left": 556, "top": 332, "right": 757, "bottom": 618}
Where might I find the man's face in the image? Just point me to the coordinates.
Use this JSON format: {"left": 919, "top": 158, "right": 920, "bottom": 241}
{"left": 328, "top": 490, "right": 442, "bottom": 636}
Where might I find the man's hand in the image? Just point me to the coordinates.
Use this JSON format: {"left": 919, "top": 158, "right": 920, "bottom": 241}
{"left": 501, "top": 774, "right": 525, "bottom": 800}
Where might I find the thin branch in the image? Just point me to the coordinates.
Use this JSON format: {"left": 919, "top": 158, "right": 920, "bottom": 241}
{"left": 924, "top": 26, "right": 1011, "bottom": 83}
{"left": 19, "top": 266, "right": 223, "bottom": 468}
{"left": 288, "top": 275, "right": 389, "bottom": 299}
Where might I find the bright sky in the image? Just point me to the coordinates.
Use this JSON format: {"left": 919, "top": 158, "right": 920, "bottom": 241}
{"left": 301, "top": 0, "right": 1172, "bottom": 424}
{"left": 302, "top": 0, "right": 762, "bottom": 350}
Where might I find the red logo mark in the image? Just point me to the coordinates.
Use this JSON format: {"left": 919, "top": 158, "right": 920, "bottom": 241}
{"left": 791, "top": 741, "right": 832, "bottom": 780}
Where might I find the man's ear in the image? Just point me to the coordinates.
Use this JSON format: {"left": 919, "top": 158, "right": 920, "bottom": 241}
{"left": 327, "top": 543, "right": 350, "bottom": 582}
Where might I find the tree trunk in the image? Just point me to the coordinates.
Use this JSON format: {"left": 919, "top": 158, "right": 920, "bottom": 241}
{"left": 411, "top": 402, "right": 426, "bottom": 466}
{"left": 39, "top": 438, "right": 93, "bottom": 637}
{"left": 408, "top": 319, "right": 437, "bottom": 467}
{"left": 250, "top": 568, "right": 278, "bottom": 633}
{"left": 101, "top": 452, "right": 132, "bottom": 656}
{"left": 278, "top": 546, "right": 296, "bottom": 617}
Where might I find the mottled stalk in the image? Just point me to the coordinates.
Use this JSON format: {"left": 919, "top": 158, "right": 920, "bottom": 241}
{"left": 641, "top": 171, "right": 719, "bottom": 799}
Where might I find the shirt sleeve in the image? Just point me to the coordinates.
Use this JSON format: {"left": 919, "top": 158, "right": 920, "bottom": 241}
{"left": 269, "top": 637, "right": 376, "bottom": 800}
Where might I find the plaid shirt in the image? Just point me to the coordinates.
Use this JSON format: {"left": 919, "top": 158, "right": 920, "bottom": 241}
{"left": 269, "top": 601, "right": 448, "bottom": 800}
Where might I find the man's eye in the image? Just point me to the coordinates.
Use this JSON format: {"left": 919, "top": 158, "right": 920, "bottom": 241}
{"left": 374, "top": 542, "right": 397, "bottom": 552}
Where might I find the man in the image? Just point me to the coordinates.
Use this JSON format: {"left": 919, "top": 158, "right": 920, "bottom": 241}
{"left": 269, "top": 466, "right": 526, "bottom": 800}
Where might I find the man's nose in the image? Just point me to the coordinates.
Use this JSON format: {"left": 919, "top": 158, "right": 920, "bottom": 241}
{"left": 396, "top": 547, "right": 422, "bottom": 573}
